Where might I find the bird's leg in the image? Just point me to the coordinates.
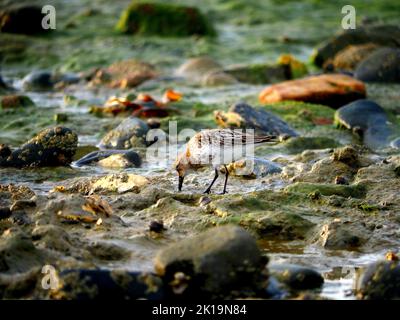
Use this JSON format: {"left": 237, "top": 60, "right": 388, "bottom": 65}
{"left": 203, "top": 168, "right": 219, "bottom": 194}
{"left": 221, "top": 165, "right": 229, "bottom": 194}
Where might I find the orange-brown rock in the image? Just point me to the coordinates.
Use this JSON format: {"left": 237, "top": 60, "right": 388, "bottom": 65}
{"left": 259, "top": 74, "right": 366, "bottom": 108}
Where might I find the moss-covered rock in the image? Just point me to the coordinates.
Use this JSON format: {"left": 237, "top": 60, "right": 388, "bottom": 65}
{"left": 281, "top": 137, "right": 339, "bottom": 154}
{"left": 0, "top": 126, "right": 78, "bottom": 168}
{"left": 116, "top": 2, "right": 215, "bottom": 37}
{"left": 0, "top": 95, "right": 35, "bottom": 109}
{"left": 356, "top": 260, "right": 400, "bottom": 299}
{"left": 285, "top": 182, "right": 366, "bottom": 198}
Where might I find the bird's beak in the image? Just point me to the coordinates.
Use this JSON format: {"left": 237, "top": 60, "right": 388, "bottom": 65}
{"left": 178, "top": 175, "right": 184, "bottom": 191}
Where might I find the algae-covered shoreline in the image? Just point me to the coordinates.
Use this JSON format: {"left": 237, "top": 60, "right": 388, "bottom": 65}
{"left": 1, "top": 0, "right": 400, "bottom": 300}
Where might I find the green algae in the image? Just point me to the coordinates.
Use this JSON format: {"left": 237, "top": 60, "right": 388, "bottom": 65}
{"left": 285, "top": 182, "right": 366, "bottom": 198}
{"left": 116, "top": 2, "right": 216, "bottom": 37}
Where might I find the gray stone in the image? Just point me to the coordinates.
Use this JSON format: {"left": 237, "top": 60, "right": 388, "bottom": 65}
{"left": 355, "top": 47, "right": 400, "bottom": 83}
{"left": 99, "top": 117, "right": 150, "bottom": 149}
{"left": 335, "top": 99, "right": 391, "bottom": 150}
{"left": 154, "top": 225, "right": 266, "bottom": 297}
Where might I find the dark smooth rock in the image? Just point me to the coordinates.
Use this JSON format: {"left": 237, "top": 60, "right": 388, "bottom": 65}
{"left": 116, "top": 2, "right": 215, "bottom": 37}
{"left": 0, "top": 127, "right": 78, "bottom": 168}
{"left": 154, "top": 225, "right": 267, "bottom": 297}
{"left": 99, "top": 117, "right": 150, "bottom": 149}
{"left": 356, "top": 260, "right": 400, "bottom": 299}
{"left": 74, "top": 150, "right": 141, "bottom": 168}
{"left": 215, "top": 102, "right": 298, "bottom": 137}
{"left": 0, "top": 95, "right": 35, "bottom": 109}
{"left": 355, "top": 47, "right": 400, "bottom": 83}
{"left": 335, "top": 99, "right": 391, "bottom": 150}
{"left": 0, "top": 4, "right": 46, "bottom": 35}
{"left": 54, "top": 269, "right": 164, "bottom": 300}
{"left": 313, "top": 25, "right": 400, "bottom": 67}
{"left": 269, "top": 263, "right": 324, "bottom": 290}
{"left": 22, "top": 71, "right": 54, "bottom": 91}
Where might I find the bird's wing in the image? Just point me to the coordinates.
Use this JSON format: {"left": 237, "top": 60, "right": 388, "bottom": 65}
{"left": 202, "top": 129, "right": 277, "bottom": 147}
{"left": 187, "top": 130, "right": 277, "bottom": 166}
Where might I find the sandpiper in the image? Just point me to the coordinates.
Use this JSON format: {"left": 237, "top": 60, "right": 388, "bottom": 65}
{"left": 175, "top": 129, "right": 278, "bottom": 194}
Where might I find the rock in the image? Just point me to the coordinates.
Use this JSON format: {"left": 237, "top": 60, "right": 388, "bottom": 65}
{"left": 87, "top": 242, "right": 131, "bottom": 261}
{"left": 318, "top": 220, "right": 369, "bottom": 250}
{"left": 176, "top": 56, "right": 223, "bottom": 83}
{"left": 356, "top": 260, "right": 400, "bottom": 299}
{"left": 224, "top": 63, "right": 288, "bottom": 84}
{"left": 0, "top": 207, "right": 11, "bottom": 220}
{"left": 89, "top": 60, "right": 156, "bottom": 89}
{"left": 334, "top": 99, "right": 391, "bottom": 150}
{"left": 269, "top": 263, "right": 324, "bottom": 290}
{"left": 259, "top": 74, "right": 366, "bottom": 109}
{"left": 74, "top": 150, "right": 141, "bottom": 168}
{"left": 54, "top": 113, "right": 68, "bottom": 123}
{"left": 0, "top": 4, "right": 47, "bottom": 35}
{"left": 99, "top": 117, "right": 150, "bottom": 149}
{"left": 22, "top": 71, "right": 54, "bottom": 91}
{"left": 226, "top": 157, "right": 282, "bottom": 178}
{"left": 201, "top": 71, "right": 238, "bottom": 86}
{"left": 281, "top": 137, "right": 339, "bottom": 154}
{"left": 0, "top": 127, "right": 78, "bottom": 168}
{"left": 285, "top": 182, "right": 366, "bottom": 198}
{"left": 0, "top": 95, "right": 35, "bottom": 109}
{"left": 313, "top": 25, "right": 400, "bottom": 67}
{"left": 116, "top": 2, "right": 215, "bottom": 37}
{"left": 214, "top": 102, "right": 298, "bottom": 137}
{"left": 224, "top": 55, "right": 307, "bottom": 84}
{"left": 294, "top": 156, "right": 356, "bottom": 184}
{"left": 355, "top": 47, "right": 400, "bottom": 83}
{"left": 326, "top": 43, "right": 379, "bottom": 72}
{"left": 332, "top": 146, "right": 359, "bottom": 167}
{"left": 52, "top": 269, "right": 164, "bottom": 300}
{"left": 0, "top": 230, "right": 48, "bottom": 273}
{"left": 154, "top": 225, "right": 266, "bottom": 297}
{"left": 88, "top": 173, "right": 149, "bottom": 194}
{"left": 265, "top": 276, "right": 287, "bottom": 299}
{"left": 98, "top": 152, "right": 142, "bottom": 168}
{"left": 277, "top": 54, "right": 308, "bottom": 79}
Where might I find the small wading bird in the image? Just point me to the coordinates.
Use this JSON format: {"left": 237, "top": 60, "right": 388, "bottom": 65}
{"left": 175, "top": 129, "right": 278, "bottom": 194}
